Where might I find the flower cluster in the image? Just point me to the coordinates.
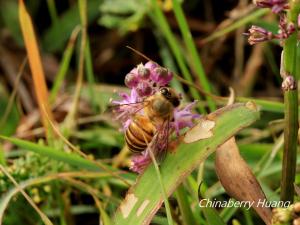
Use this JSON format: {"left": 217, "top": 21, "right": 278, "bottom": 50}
{"left": 253, "top": 0, "right": 288, "bottom": 14}
{"left": 112, "top": 61, "right": 199, "bottom": 173}
{"left": 245, "top": 1, "right": 296, "bottom": 45}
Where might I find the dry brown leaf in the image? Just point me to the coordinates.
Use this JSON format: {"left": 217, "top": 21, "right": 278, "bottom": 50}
{"left": 215, "top": 137, "right": 272, "bottom": 225}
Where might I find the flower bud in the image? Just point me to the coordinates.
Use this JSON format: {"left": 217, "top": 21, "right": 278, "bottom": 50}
{"left": 282, "top": 75, "right": 297, "bottom": 91}
{"left": 253, "top": 0, "right": 288, "bottom": 14}
{"left": 136, "top": 82, "right": 152, "bottom": 97}
{"left": 144, "top": 61, "right": 159, "bottom": 71}
{"left": 137, "top": 64, "right": 150, "bottom": 80}
{"left": 245, "top": 25, "right": 274, "bottom": 45}
{"left": 125, "top": 72, "right": 139, "bottom": 88}
{"left": 152, "top": 67, "right": 173, "bottom": 86}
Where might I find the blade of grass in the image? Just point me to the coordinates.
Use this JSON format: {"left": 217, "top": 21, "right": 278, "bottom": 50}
{"left": 172, "top": 0, "right": 215, "bottom": 111}
{"left": 0, "top": 135, "right": 135, "bottom": 186}
{"left": 148, "top": 0, "right": 205, "bottom": 113}
{"left": 18, "top": 0, "right": 54, "bottom": 139}
{"left": 44, "top": 107, "right": 131, "bottom": 186}
{"left": 220, "top": 204, "right": 238, "bottom": 223}
{"left": 85, "top": 38, "right": 97, "bottom": 112}
{"left": 242, "top": 208, "right": 254, "bottom": 225}
{"left": 0, "top": 165, "right": 54, "bottom": 225}
{"left": 42, "top": 0, "right": 101, "bottom": 52}
{"left": 175, "top": 185, "right": 198, "bottom": 225}
{"left": 63, "top": 177, "right": 112, "bottom": 225}
{"left": 148, "top": 149, "right": 174, "bottom": 225}
{"left": 50, "top": 26, "right": 81, "bottom": 103}
{"left": 0, "top": 172, "right": 117, "bottom": 224}
{"left": 0, "top": 144, "right": 5, "bottom": 166}
{"left": 62, "top": 0, "right": 87, "bottom": 139}
{"left": 202, "top": 207, "right": 226, "bottom": 225}
{"left": 62, "top": 0, "right": 87, "bottom": 137}
{"left": 46, "top": 0, "right": 58, "bottom": 25}
{"left": 113, "top": 102, "right": 260, "bottom": 224}
{"left": 201, "top": 8, "right": 269, "bottom": 44}
{"left": 0, "top": 58, "right": 27, "bottom": 130}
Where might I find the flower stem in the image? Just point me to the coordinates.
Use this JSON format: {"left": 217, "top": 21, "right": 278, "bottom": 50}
{"left": 280, "top": 0, "right": 300, "bottom": 203}
{"left": 281, "top": 88, "right": 298, "bottom": 202}
{"left": 148, "top": 149, "right": 174, "bottom": 225}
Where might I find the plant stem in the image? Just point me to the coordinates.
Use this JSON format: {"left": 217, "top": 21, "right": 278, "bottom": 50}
{"left": 281, "top": 89, "right": 298, "bottom": 202}
{"left": 280, "top": 0, "right": 300, "bottom": 202}
{"left": 172, "top": 0, "right": 216, "bottom": 111}
{"left": 46, "top": 0, "right": 59, "bottom": 25}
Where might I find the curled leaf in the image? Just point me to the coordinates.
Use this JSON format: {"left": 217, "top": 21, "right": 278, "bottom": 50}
{"left": 215, "top": 137, "right": 272, "bottom": 225}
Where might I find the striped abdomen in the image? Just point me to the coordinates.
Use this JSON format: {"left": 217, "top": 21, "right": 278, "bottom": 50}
{"left": 125, "top": 115, "right": 156, "bottom": 153}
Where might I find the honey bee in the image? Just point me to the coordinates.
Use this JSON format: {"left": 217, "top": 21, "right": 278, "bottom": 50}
{"left": 125, "top": 87, "right": 181, "bottom": 154}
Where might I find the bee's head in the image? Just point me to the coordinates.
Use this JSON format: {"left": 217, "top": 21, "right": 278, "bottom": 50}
{"left": 159, "top": 87, "right": 180, "bottom": 107}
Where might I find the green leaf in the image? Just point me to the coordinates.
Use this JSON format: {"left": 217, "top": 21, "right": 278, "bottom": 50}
{"left": 202, "top": 207, "right": 226, "bottom": 225}
{"left": 0, "top": 94, "right": 20, "bottom": 136}
{"left": 98, "top": 0, "right": 146, "bottom": 33}
{"left": 0, "top": 135, "right": 135, "bottom": 183}
{"left": 42, "top": 0, "right": 101, "bottom": 52}
{"left": 201, "top": 9, "right": 269, "bottom": 44}
{"left": 113, "top": 102, "right": 260, "bottom": 225}
{"left": 0, "top": 1, "right": 23, "bottom": 46}
{"left": 73, "top": 126, "right": 123, "bottom": 148}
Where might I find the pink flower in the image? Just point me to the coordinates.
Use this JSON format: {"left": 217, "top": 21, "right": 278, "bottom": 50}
{"left": 111, "top": 89, "right": 140, "bottom": 129}
{"left": 130, "top": 152, "right": 152, "bottom": 173}
{"left": 244, "top": 25, "right": 274, "bottom": 45}
{"left": 172, "top": 101, "right": 201, "bottom": 136}
{"left": 253, "top": 0, "right": 288, "bottom": 13}
{"left": 112, "top": 61, "right": 200, "bottom": 173}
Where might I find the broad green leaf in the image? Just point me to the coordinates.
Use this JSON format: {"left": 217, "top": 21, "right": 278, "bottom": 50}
{"left": 113, "top": 102, "right": 260, "bottom": 225}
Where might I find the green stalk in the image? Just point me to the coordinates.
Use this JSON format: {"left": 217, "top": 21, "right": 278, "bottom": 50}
{"left": 175, "top": 185, "right": 197, "bottom": 225}
{"left": 84, "top": 38, "right": 97, "bottom": 112}
{"left": 280, "top": 0, "right": 300, "bottom": 203}
{"left": 148, "top": 149, "right": 174, "bottom": 225}
{"left": 149, "top": 0, "right": 205, "bottom": 113}
{"left": 172, "top": 0, "right": 216, "bottom": 111}
{"left": 0, "top": 144, "right": 5, "bottom": 166}
{"left": 50, "top": 26, "right": 80, "bottom": 103}
{"left": 202, "top": 9, "right": 268, "bottom": 44}
{"left": 281, "top": 90, "right": 298, "bottom": 202}
{"left": 46, "top": 0, "right": 59, "bottom": 25}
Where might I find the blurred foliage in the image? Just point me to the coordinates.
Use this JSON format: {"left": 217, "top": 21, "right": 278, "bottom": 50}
{"left": 0, "top": 0, "right": 298, "bottom": 225}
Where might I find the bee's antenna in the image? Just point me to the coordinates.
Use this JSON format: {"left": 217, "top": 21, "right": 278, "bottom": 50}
{"left": 126, "top": 46, "right": 155, "bottom": 62}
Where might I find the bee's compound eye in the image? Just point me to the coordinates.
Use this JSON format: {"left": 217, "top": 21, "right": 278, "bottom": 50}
{"left": 160, "top": 87, "right": 168, "bottom": 95}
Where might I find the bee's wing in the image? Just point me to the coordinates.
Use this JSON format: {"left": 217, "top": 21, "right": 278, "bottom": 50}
{"left": 147, "top": 117, "right": 170, "bottom": 164}
{"left": 106, "top": 101, "right": 150, "bottom": 127}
